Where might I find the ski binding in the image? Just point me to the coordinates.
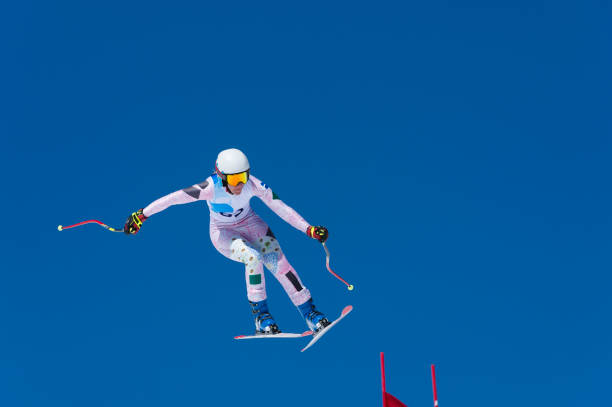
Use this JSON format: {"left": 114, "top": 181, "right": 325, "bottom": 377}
{"left": 301, "top": 305, "right": 353, "bottom": 352}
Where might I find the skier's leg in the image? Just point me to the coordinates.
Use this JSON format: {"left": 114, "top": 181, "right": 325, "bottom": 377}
{"left": 210, "top": 225, "right": 267, "bottom": 302}
{"left": 247, "top": 227, "right": 311, "bottom": 306}
{"left": 269, "top": 251, "right": 312, "bottom": 306}
{"left": 210, "top": 225, "right": 279, "bottom": 333}
{"left": 229, "top": 237, "right": 267, "bottom": 303}
{"left": 268, "top": 248, "right": 330, "bottom": 331}
{"left": 229, "top": 240, "right": 280, "bottom": 333}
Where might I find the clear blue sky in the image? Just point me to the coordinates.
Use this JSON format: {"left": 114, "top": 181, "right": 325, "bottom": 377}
{"left": 1, "top": 1, "right": 610, "bottom": 406}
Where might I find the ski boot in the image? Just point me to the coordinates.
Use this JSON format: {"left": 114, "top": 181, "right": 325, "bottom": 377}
{"left": 249, "top": 300, "right": 281, "bottom": 335}
{"left": 298, "top": 298, "right": 331, "bottom": 333}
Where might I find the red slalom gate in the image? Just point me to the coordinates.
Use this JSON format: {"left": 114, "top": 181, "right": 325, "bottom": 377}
{"left": 431, "top": 364, "right": 439, "bottom": 407}
{"left": 379, "top": 353, "right": 440, "bottom": 407}
{"left": 380, "top": 352, "right": 408, "bottom": 407}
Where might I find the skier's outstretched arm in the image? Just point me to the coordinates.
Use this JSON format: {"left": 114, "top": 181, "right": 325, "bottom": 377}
{"left": 250, "top": 175, "right": 309, "bottom": 232}
{"left": 143, "top": 180, "right": 212, "bottom": 217}
{"left": 124, "top": 180, "right": 212, "bottom": 234}
{"left": 250, "top": 175, "right": 328, "bottom": 242}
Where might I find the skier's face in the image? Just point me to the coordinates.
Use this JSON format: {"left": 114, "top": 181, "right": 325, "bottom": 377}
{"left": 227, "top": 182, "right": 245, "bottom": 195}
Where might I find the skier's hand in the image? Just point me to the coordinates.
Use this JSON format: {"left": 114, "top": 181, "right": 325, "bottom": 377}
{"left": 124, "top": 209, "right": 147, "bottom": 234}
{"left": 307, "top": 226, "right": 329, "bottom": 243}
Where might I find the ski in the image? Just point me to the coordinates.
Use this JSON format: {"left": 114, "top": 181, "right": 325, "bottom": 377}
{"left": 300, "top": 305, "right": 353, "bottom": 352}
{"left": 234, "top": 331, "right": 313, "bottom": 340}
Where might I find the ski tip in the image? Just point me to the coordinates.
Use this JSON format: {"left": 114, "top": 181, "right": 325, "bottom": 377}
{"left": 341, "top": 305, "right": 353, "bottom": 316}
{"left": 234, "top": 335, "right": 246, "bottom": 339}
{"left": 57, "top": 225, "right": 63, "bottom": 231}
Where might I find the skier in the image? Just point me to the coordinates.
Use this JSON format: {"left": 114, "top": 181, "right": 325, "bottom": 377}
{"left": 123, "top": 148, "right": 331, "bottom": 335}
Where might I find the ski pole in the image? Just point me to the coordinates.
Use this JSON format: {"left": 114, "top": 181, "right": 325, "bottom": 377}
{"left": 321, "top": 242, "right": 354, "bottom": 291}
{"left": 57, "top": 219, "right": 123, "bottom": 233}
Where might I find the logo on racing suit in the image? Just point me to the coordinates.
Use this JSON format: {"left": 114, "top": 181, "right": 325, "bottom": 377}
{"left": 260, "top": 181, "right": 280, "bottom": 200}
{"left": 218, "top": 208, "right": 244, "bottom": 218}
{"left": 210, "top": 203, "right": 245, "bottom": 218}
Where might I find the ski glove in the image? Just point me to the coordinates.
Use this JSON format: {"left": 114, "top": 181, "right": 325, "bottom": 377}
{"left": 307, "top": 226, "right": 329, "bottom": 243}
{"left": 124, "top": 209, "right": 147, "bottom": 234}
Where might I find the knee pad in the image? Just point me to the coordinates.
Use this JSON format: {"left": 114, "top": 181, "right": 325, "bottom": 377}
{"left": 230, "top": 239, "right": 262, "bottom": 266}
{"left": 262, "top": 252, "right": 279, "bottom": 274}
{"left": 252, "top": 235, "right": 282, "bottom": 274}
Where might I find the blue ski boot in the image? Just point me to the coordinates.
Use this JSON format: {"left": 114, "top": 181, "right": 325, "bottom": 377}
{"left": 249, "top": 300, "right": 281, "bottom": 334}
{"left": 298, "top": 298, "right": 331, "bottom": 333}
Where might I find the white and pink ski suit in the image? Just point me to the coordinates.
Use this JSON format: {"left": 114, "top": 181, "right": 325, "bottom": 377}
{"left": 143, "top": 174, "right": 312, "bottom": 306}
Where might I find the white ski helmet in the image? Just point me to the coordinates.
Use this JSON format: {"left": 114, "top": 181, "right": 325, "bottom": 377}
{"left": 215, "top": 148, "right": 250, "bottom": 185}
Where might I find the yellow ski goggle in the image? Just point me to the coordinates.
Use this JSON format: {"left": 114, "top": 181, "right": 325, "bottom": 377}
{"left": 225, "top": 171, "right": 249, "bottom": 186}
